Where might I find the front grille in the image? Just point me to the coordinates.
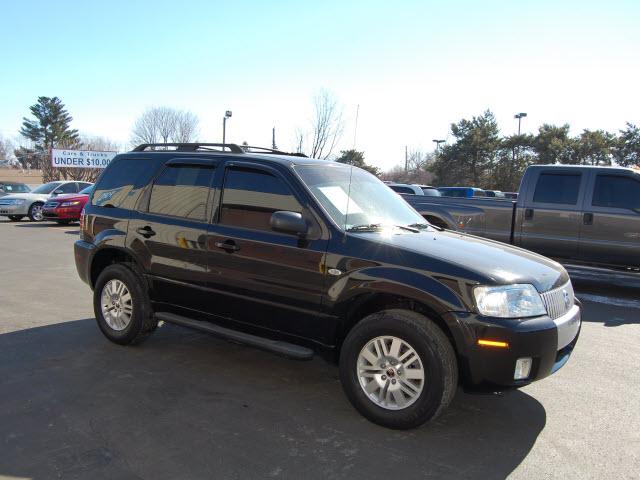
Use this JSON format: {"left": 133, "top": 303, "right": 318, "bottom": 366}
{"left": 43, "top": 201, "right": 59, "bottom": 209}
{"left": 541, "top": 282, "right": 574, "bottom": 320}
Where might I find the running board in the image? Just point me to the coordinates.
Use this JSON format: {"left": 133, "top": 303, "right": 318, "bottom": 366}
{"left": 155, "top": 312, "right": 314, "bottom": 360}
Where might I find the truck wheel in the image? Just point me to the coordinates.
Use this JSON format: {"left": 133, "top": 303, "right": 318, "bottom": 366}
{"left": 339, "top": 309, "right": 458, "bottom": 430}
{"left": 8, "top": 215, "right": 24, "bottom": 222}
{"left": 28, "top": 202, "right": 44, "bottom": 221}
{"left": 93, "top": 263, "right": 158, "bottom": 345}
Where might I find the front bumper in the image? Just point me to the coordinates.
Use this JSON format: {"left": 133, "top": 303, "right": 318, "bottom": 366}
{"left": 444, "top": 304, "right": 581, "bottom": 391}
{"left": 43, "top": 207, "right": 82, "bottom": 220}
{"left": 0, "top": 203, "right": 28, "bottom": 216}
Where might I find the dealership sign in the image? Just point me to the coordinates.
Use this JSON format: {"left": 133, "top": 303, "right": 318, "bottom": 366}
{"left": 51, "top": 149, "right": 117, "bottom": 169}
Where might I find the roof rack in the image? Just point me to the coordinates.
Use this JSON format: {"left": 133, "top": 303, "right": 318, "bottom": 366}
{"left": 241, "top": 145, "right": 307, "bottom": 157}
{"left": 132, "top": 143, "right": 245, "bottom": 153}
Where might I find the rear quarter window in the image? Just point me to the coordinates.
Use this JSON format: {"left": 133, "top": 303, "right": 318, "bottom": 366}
{"left": 92, "top": 158, "right": 157, "bottom": 209}
{"left": 592, "top": 175, "right": 640, "bottom": 210}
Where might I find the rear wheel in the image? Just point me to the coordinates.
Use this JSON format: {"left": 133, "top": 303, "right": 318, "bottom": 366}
{"left": 28, "top": 202, "right": 44, "bottom": 222}
{"left": 94, "top": 263, "right": 158, "bottom": 345}
{"left": 8, "top": 215, "right": 23, "bottom": 222}
{"left": 339, "top": 309, "right": 458, "bottom": 430}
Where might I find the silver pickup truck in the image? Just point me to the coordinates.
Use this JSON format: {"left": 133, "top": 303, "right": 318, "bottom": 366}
{"left": 404, "top": 165, "right": 640, "bottom": 271}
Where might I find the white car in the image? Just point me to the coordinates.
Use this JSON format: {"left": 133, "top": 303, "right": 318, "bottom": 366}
{"left": 0, "top": 180, "right": 92, "bottom": 222}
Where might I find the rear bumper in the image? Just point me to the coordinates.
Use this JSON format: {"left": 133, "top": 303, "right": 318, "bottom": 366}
{"left": 74, "top": 240, "right": 95, "bottom": 286}
{"left": 444, "top": 304, "right": 581, "bottom": 391}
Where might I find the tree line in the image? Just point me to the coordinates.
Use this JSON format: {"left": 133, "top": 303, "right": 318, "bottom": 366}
{"left": 427, "top": 110, "right": 640, "bottom": 192}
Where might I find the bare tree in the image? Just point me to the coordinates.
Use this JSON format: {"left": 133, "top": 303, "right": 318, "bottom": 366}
{"left": 308, "top": 90, "right": 343, "bottom": 159}
{"left": 131, "top": 107, "right": 199, "bottom": 146}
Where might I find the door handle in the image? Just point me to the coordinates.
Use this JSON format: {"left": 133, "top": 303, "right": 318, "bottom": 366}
{"left": 136, "top": 226, "right": 156, "bottom": 238}
{"left": 524, "top": 208, "right": 534, "bottom": 220}
{"left": 583, "top": 213, "right": 594, "bottom": 225}
{"left": 215, "top": 240, "right": 240, "bottom": 253}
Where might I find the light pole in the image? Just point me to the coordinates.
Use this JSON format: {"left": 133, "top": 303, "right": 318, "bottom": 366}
{"left": 432, "top": 139, "right": 445, "bottom": 154}
{"left": 513, "top": 112, "right": 527, "bottom": 162}
{"left": 222, "top": 110, "right": 232, "bottom": 147}
{"left": 514, "top": 112, "right": 527, "bottom": 135}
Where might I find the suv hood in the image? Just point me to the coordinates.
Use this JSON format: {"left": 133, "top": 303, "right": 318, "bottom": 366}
{"left": 0, "top": 192, "right": 50, "bottom": 201}
{"left": 353, "top": 229, "right": 568, "bottom": 293}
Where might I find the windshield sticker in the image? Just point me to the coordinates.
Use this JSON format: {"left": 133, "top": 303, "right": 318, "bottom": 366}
{"left": 318, "top": 186, "right": 363, "bottom": 215}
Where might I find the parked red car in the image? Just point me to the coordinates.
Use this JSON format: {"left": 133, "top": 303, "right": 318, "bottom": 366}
{"left": 42, "top": 185, "right": 93, "bottom": 224}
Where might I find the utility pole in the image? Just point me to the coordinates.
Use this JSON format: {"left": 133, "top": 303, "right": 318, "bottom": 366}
{"left": 432, "top": 139, "right": 445, "bottom": 154}
{"left": 222, "top": 110, "right": 232, "bottom": 148}
{"left": 272, "top": 127, "right": 277, "bottom": 150}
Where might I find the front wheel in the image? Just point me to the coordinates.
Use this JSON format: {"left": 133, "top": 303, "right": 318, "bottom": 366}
{"left": 94, "top": 264, "right": 158, "bottom": 345}
{"left": 28, "top": 202, "right": 44, "bottom": 221}
{"left": 339, "top": 309, "right": 458, "bottom": 430}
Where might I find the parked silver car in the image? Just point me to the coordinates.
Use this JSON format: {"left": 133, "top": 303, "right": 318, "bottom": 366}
{"left": 0, "top": 180, "right": 92, "bottom": 221}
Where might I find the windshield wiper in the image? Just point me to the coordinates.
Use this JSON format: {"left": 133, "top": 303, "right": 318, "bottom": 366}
{"left": 346, "top": 224, "right": 421, "bottom": 233}
{"left": 408, "top": 222, "right": 444, "bottom": 232}
{"left": 346, "top": 223, "right": 384, "bottom": 232}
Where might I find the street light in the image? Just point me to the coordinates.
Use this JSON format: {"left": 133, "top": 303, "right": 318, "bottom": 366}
{"left": 222, "top": 110, "right": 232, "bottom": 148}
{"left": 432, "top": 139, "right": 445, "bottom": 154}
{"left": 514, "top": 112, "right": 527, "bottom": 135}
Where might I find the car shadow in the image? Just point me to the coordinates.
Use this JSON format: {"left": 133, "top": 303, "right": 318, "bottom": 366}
{"left": 0, "top": 320, "right": 546, "bottom": 480}
{"left": 15, "top": 222, "right": 74, "bottom": 228}
{"left": 574, "top": 282, "right": 640, "bottom": 326}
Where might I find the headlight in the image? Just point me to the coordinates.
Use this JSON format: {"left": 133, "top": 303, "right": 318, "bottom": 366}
{"left": 60, "top": 201, "right": 81, "bottom": 207}
{"left": 473, "top": 284, "right": 546, "bottom": 318}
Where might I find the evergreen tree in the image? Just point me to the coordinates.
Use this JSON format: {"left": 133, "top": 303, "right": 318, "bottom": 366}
{"left": 335, "top": 149, "right": 380, "bottom": 176}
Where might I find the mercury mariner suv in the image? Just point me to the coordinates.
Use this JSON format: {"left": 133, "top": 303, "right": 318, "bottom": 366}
{"left": 74, "top": 143, "right": 581, "bottom": 429}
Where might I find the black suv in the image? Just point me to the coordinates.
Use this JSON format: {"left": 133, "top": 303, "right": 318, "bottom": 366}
{"left": 75, "top": 143, "right": 581, "bottom": 429}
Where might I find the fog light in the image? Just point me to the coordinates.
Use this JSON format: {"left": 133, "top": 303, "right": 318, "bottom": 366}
{"left": 514, "top": 357, "right": 532, "bottom": 380}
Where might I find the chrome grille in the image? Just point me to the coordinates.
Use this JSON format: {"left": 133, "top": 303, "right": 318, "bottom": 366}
{"left": 540, "top": 282, "right": 574, "bottom": 320}
{"left": 43, "top": 201, "right": 59, "bottom": 209}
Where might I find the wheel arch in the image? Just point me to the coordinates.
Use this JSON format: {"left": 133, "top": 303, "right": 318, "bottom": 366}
{"left": 90, "top": 247, "right": 144, "bottom": 289}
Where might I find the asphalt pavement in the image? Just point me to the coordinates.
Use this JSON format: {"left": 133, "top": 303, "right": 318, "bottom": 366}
{"left": 0, "top": 218, "right": 638, "bottom": 479}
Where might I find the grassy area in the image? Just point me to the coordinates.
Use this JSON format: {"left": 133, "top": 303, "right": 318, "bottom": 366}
{"left": 0, "top": 168, "right": 43, "bottom": 184}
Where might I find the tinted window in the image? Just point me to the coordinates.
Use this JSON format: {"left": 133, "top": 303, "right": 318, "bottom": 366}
{"left": 533, "top": 173, "right": 581, "bottom": 205}
{"left": 148, "top": 166, "right": 214, "bottom": 221}
{"left": 93, "top": 158, "right": 156, "bottom": 209}
{"left": 592, "top": 175, "right": 640, "bottom": 210}
{"left": 32, "top": 182, "right": 62, "bottom": 194}
{"left": 79, "top": 185, "right": 93, "bottom": 195}
{"left": 56, "top": 182, "right": 78, "bottom": 194}
{"left": 389, "top": 185, "right": 415, "bottom": 195}
{"left": 220, "top": 168, "right": 302, "bottom": 232}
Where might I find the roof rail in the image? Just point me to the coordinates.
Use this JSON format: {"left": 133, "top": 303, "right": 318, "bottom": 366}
{"left": 132, "top": 143, "right": 245, "bottom": 153}
{"left": 242, "top": 145, "right": 308, "bottom": 157}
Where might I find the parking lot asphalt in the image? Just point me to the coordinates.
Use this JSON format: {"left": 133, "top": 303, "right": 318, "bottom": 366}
{"left": 0, "top": 218, "right": 638, "bottom": 480}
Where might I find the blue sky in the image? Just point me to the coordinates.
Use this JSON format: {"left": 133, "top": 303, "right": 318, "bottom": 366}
{"left": 1, "top": 0, "right": 638, "bottom": 170}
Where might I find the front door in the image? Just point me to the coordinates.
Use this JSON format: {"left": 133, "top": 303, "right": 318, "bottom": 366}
{"left": 206, "top": 163, "right": 330, "bottom": 343}
{"left": 519, "top": 169, "right": 586, "bottom": 260}
{"left": 129, "top": 158, "right": 217, "bottom": 313}
{"left": 578, "top": 172, "right": 640, "bottom": 268}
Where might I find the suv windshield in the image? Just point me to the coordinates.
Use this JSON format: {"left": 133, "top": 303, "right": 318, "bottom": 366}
{"left": 31, "top": 182, "right": 62, "bottom": 194}
{"left": 296, "top": 164, "right": 427, "bottom": 231}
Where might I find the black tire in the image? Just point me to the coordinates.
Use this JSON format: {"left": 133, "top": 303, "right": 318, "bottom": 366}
{"left": 339, "top": 309, "right": 458, "bottom": 430}
{"left": 27, "top": 202, "right": 44, "bottom": 222}
{"left": 8, "top": 215, "right": 23, "bottom": 222}
{"left": 93, "top": 263, "right": 158, "bottom": 345}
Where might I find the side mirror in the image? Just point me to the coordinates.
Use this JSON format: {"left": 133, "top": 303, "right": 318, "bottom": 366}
{"left": 270, "top": 211, "right": 308, "bottom": 236}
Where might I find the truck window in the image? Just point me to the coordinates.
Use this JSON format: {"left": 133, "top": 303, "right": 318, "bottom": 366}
{"left": 592, "top": 175, "right": 640, "bottom": 210}
{"left": 220, "top": 168, "right": 302, "bottom": 232}
{"left": 389, "top": 185, "right": 415, "bottom": 195}
{"left": 148, "top": 166, "right": 214, "bottom": 221}
{"left": 533, "top": 173, "right": 581, "bottom": 205}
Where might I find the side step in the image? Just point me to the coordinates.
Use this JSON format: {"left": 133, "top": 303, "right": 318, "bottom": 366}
{"left": 155, "top": 312, "right": 314, "bottom": 360}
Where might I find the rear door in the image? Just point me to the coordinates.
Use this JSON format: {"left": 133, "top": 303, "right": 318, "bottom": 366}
{"left": 205, "top": 162, "right": 329, "bottom": 343}
{"left": 519, "top": 169, "right": 586, "bottom": 259}
{"left": 128, "top": 158, "right": 218, "bottom": 313}
{"left": 578, "top": 172, "right": 640, "bottom": 268}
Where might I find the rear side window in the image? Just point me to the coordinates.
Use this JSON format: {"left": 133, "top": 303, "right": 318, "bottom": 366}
{"left": 592, "top": 175, "right": 640, "bottom": 210}
{"left": 389, "top": 186, "right": 415, "bottom": 195}
{"left": 92, "top": 158, "right": 156, "bottom": 209}
{"left": 533, "top": 173, "right": 581, "bottom": 205}
{"left": 148, "top": 166, "right": 214, "bottom": 221}
{"left": 56, "top": 183, "right": 78, "bottom": 194}
{"left": 220, "top": 168, "right": 302, "bottom": 232}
